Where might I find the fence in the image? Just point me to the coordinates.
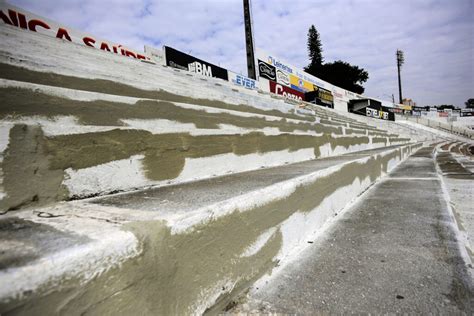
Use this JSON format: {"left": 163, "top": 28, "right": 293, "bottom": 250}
{"left": 397, "top": 115, "right": 474, "bottom": 139}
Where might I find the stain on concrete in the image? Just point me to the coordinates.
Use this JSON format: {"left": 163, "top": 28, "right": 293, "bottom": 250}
{"left": 345, "top": 128, "right": 366, "bottom": 135}
{"left": 0, "top": 145, "right": 415, "bottom": 315}
{"left": 0, "top": 125, "right": 67, "bottom": 212}
{"left": 390, "top": 137, "right": 410, "bottom": 143}
{"left": 441, "top": 142, "right": 454, "bottom": 151}
{"left": 373, "top": 137, "right": 388, "bottom": 145}
{"left": 0, "top": 87, "right": 343, "bottom": 135}
{"left": 0, "top": 217, "right": 90, "bottom": 269}
{"left": 44, "top": 130, "right": 371, "bottom": 182}
{"left": 436, "top": 152, "right": 473, "bottom": 180}
{"left": 0, "top": 124, "right": 373, "bottom": 210}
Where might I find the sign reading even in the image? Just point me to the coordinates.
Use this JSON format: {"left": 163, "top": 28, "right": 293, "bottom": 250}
{"left": 0, "top": 4, "right": 147, "bottom": 60}
{"left": 228, "top": 72, "right": 258, "bottom": 90}
{"left": 164, "top": 46, "right": 228, "bottom": 80}
{"left": 269, "top": 80, "right": 304, "bottom": 101}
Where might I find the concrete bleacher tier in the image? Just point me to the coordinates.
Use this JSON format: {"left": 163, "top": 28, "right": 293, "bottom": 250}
{"left": 0, "top": 24, "right": 469, "bottom": 314}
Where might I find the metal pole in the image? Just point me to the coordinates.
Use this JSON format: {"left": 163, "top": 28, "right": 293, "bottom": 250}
{"left": 243, "top": 0, "right": 256, "bottom": 79}
{"left": 396, "top": 50, "right": 404, "bottom": 104}
{"left": 397, "top": 60, "right": 402, "bottom": 104}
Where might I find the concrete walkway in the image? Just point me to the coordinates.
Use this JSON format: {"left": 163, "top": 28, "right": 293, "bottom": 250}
{"left": 231, "top": 146, "right": 473, "bottom": 314}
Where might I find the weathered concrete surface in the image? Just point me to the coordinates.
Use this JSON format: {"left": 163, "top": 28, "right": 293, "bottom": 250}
{"left": 0, "top": 143, "right": 420, "bottom": 315}
{"left": 93, "top": 144, "right": 406, "bottom": 213}
{"left": 436, "top": 148, "right": 474, "bottom": 263}
{"left": 230, "top": 146, "right": 473, "bottom": 314}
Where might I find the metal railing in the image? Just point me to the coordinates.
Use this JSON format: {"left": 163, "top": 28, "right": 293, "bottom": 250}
{"left": 397, "top": 115, "right": 474, "bottom": 140}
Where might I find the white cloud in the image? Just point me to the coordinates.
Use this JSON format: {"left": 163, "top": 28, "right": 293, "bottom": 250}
{"left": 9, "top": 0, "right": 474, "bottom": 107}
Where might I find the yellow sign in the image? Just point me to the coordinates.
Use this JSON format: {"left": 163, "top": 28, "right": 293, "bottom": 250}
{"left": 289, "top": 74, "right": 314, "bottom": 92}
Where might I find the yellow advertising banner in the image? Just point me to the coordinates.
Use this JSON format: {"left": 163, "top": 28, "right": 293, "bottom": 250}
{"left": 289, "top": 74, "right": 314, "bottom": 92}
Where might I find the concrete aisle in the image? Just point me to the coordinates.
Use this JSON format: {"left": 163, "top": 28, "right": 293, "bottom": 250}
{"left": 231, "top": 147, "right": 473, "bottom": 314}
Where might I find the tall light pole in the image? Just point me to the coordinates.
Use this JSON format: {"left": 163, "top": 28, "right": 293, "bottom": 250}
{"left": 396, "top": 49, "right": 404, "bottom": 104}
{"left": 243, "top": 0, "right": 256, "bottom": 79}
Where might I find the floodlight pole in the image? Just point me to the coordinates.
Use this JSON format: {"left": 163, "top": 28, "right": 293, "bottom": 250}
{"left": 396, "top": 49, "right": 404, "bottom": 104}
{"left": 243, "top": 0, "right": 256, "bottom": 79}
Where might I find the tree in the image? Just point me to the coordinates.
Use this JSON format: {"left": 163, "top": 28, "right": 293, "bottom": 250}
{"left": 433, "top": 104, "right": 456, "bottom": 110}
{"left": 304, "top": 25, "right": 369, "bottom": 94}
{"left": 465, "top": 98, "right": 474, "bottom": 108}
{"left": 304, "top": 25, "right": 324, "bottom": 76}
{"left": 318, "top": 61, "right": 369, "bottom": 94}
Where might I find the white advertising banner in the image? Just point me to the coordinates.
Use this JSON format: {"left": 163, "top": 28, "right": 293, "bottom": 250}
{"left": 256, "top": 48, "right": 333, "bottom": 91}
{"left": 144, "top": 45, "right": 165, "bottom": 64}
{"left": 0, "top": 3, "right": 148, "bottom": 60}
{"left": 227, "top": 71, "right": 259, "bottom": 90}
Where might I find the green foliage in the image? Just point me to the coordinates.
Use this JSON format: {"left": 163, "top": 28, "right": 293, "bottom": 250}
{"left": 433, "top": 104, "right": 456, "bottom": 110}
{"left": 319, "top": 61, "right": 369, "bottom": 94}
{"left": 306, "top": 25, "right": 323, "bottom": 71}
{"left": 465, "top": 98, "right": 474, "bottom": 108}
{"left": 304, "top": 25, "right": 369, "bottom": 94}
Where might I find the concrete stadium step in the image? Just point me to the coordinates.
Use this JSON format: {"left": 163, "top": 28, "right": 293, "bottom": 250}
{"left": 435, "top": 145, "right": 474, "bottom": 265}
{"left": 0, "top": 62, "right": 383, "bottom": 136}
{"left": 230, "top": 145, "right": 473, "bottom": 314}
{"left": 0, "top": 78, "right": 383, "bottom": 138}
{"left": 0, "top": 74, "right": 412, "bottom": 212}
{"left": 0, "top": 142, "right": 421, "bottom": 315}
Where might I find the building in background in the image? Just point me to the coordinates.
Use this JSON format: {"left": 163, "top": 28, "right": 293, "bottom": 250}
{"left": 402, "top": 98, "right": 416, "bottom": 107}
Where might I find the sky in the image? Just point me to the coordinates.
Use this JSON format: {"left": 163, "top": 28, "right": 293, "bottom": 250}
{"left": 9, "top": 0, "right": 474, "bottom": 108}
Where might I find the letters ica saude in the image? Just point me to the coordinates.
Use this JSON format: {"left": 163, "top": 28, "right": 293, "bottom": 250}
{"left": 0, "top": 8, "right": 146, "bottom": 60}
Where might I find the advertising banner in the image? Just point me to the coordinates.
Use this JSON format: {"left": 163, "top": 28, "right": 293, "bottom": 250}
{"left": 332, "top": 86, "right": 346, "bottom": 101}
{"left": 365, "top": 107, "right": 395, "bottom": 121}
{"left": 269, "top": 80, "right": 304, "bottom": 101}
{"left": 289, "top": 74, "right": 314, "bottom": 92}
{"left": 144, "top": 45, "right": 164, "bottom": 64}
{"left": 399, "top": 105, "right": 413, "bottom": 111}
{"left": 228, "top": 71, "right": 258, "bottom": 90}
{"left": 256, "top": 48, "right": 332, "bottom": 90}
{"left": 304, "top": 86, "right": 334, "bottom": 108}
{"left": 388, "top": 107, "right": 403, "bottom": 114}
{"left": 164, "top": 46, "right": 228, "bottom": 80}
{"left": 460, "top": 111, "right": 474, "bottom": 117}
{"left": 0, "top": 3, "right": 147, "bottom": 60}
{"left": 276, "top": 69, "right": 290, "bottom": 86}
{"left": 349, "top": 99, "right": 395, "bottom": 121}
{"left": 318, "top": 87, "right": 334, "bottom": 106}
{"left": 257, "top": 59, "right": 276, "bottom": 81}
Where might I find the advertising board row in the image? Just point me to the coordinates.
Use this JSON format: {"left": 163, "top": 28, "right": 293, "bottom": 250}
{"left": 2, "top": 2, "right": 407, "bottom": 120}
{"left": 255, "top": 49, "right": 366, "bottom": 109}
{"left": 163, "top": 46, "right": 259, "bottom": 90}
{"left": 348, "top": 99, "right": 395, "bottom": 121}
